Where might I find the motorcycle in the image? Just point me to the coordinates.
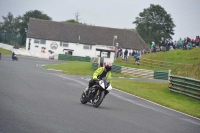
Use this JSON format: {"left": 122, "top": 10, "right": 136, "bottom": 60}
{"left": 12, "top": 54, "right": 18, "bottom": 61}
{"left": 80, "top": 77, "right": 112, "bottom": 108}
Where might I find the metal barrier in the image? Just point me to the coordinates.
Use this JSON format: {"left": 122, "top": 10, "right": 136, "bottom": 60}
{"left": 169, "top": 75, "right": 200, "bottom": 100}
{"left": 92, "top": 62, "right": 98, "bottom": 70}
{"left": 140, "top": 58, "right": 173, "bottom": 70}
{"left": 92, "top": 62, "right": 168, "bottom": 80}
{"left": 154, "top": 71, "right": 169, "bottom": 80}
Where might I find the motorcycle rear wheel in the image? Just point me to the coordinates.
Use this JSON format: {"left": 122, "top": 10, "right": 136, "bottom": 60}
{"left": 80, "top": 92, "right": 87, "bottom": 104}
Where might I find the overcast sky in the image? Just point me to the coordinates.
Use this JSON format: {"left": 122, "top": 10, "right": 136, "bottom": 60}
{"left": 0, "top": 0, "right": 199, "bottom": 41}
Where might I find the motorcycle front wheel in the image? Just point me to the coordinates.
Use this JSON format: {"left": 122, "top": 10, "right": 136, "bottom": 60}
{"left": 92, "top": 91, "right": 105, "bottom": 108}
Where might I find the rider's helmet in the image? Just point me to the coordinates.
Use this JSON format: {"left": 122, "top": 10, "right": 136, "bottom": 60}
{"left": 105, "top": 62, "right": 112, "bottom": 72}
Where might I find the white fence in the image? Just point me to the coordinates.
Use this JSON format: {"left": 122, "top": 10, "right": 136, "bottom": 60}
{"left": 0, "top": 43, "right": 58, "bottom": 60}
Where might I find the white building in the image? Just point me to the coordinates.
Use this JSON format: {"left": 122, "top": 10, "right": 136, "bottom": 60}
{"left": 26, "top": 18, "right": 148, "bottom": 63}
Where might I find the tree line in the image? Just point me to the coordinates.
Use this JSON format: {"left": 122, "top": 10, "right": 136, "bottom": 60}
{"left": 0, "top": 4, "right": 175, "bottom": 47}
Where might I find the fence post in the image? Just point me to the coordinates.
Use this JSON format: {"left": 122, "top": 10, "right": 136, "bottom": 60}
{"left": 168, "top": 70, "right": 171, "bottom": 81}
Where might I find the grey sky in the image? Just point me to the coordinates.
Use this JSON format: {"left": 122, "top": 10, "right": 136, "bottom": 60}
{"left": 0, "top": 0, "right": 199, "bottom": 41}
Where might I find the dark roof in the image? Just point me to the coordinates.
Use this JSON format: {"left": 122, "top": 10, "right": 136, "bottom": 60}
{"left": 27, "top": 18, "right": 148, "bottom": 50}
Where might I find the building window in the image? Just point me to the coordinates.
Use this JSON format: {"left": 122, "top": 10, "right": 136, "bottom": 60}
{"left": 34, "top": 39, "right": 46, "bottom": 44}
{"left": 83, "top": 44, "right": 92, "bottom": 50}
{"left": 40, "top": 39, "right": 46, "bottom": 44}
{"left": 60, "top": 42, "right": 68, "bottom": 47}
{"left": 34, "top": 39, "right": 40, "bottom": 44}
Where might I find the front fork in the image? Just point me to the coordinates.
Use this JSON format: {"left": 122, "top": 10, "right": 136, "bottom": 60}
{"left": 93, "top": 89, "right": 100, "bottom": 100}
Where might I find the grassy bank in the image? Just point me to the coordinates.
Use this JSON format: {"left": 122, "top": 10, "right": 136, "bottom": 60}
{"left": 43, "top": 61, "right": 200, "bottom": 118}
{"left": 0, "top": 48, "right": 12, "bottom": 55}
{"left": 114, "top": 48, "right": 200, "bottom": 79}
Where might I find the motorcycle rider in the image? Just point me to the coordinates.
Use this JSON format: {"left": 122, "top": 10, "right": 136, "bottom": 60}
{"left": 84, "top": 62, "right": 112, "bottom": 94}
{"left": 12, "top": 52, "right": 15, "bottom": 59}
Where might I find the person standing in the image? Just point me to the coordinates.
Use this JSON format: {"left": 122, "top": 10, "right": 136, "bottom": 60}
{"left": 178, "top": 38, "right": 183, "bottom": 49}
{"left": 135, "top": 51, "right": 141, "bottom": 65}
{"left": 195, "top": 36, "right": 199, "bottom": 47}
{"left": 124, "top": 49, "right": 128, "bottom": 61}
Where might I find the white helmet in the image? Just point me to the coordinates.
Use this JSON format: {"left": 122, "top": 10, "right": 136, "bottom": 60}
{"left": 105, "top": 62, "right": 112, "bottom": 72}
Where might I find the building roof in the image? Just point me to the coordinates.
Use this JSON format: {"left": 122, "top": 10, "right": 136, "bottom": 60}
{"left": 27, "top": 18, "right": 148, "bottom": 50}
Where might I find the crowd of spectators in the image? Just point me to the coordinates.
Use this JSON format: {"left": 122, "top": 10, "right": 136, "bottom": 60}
{"left": 115, "top": 47, "right": 145, "bottom": 65}
{"left": 114, "top": 36, "right": 199, "bottom": 65}
{"left": 150, "top": 36, "right": 200, "bottom": 52}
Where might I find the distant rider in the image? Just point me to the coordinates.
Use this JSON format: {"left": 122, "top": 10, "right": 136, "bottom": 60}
{"left": 12, "top": 52, "right": 15, "bottom": 59}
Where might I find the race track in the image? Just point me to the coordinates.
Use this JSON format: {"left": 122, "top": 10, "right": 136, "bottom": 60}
{"left": 0, "top": 55, "right": 199, "bottom": 133}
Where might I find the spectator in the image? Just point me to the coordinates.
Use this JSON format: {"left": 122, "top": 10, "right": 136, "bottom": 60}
{"left": 124, "top": 49, "right": 128, "bottom": 61}
{"left": 119, "top": 47, "right": 122, "bottom": 57}
{"left": 151, "top": 42, "right": 156, "bottom": 52}
{"left": 187, "top": 41, "right": 192, "bottom": 49}
{"left": 165, "top": 39, "right": 170, "bottom": 51}
{"left": 174, "top": 40, "right": 177, "bottom": 49}
{"left": 178, "top": 38, "right": 183, "bottom": 49}
{"left": 183, "top": 38, "right": 187, "bottom": 50}
{"left": 195, "top": 36, "right": 199, "bottom": 47}
{"left": 132, "top": 50, "right": 135, "bottom": 57}
{"left": 135, "top": 51, "right": 141, "bottom": 65}
{"left": 169, "top": 45, "right": 174, "bottom": 50}
{"left": 170, "top": 40, "right": 174, "bottom": 49}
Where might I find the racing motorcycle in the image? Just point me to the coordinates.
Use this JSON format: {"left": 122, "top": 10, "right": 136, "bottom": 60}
{"left": 12, "top": 54, "right": 18, "bottom": 61}
{"left": 80, "top": 77, "right": 112, "bottom": 108}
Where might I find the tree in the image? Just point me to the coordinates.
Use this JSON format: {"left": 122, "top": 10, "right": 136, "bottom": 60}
{"left": 20, "top": 10, "right": 52, "bottom": 46}
{"left": 133, "top": 4, "right": 176, "bottom": 46}
{"left": 65, "top": 19, "right": 80, "bottom": 24}
{"left": 0, "top": 12, "right": 21, "bottom": 45}
{"left": 74, "top": 11, "right": 81, "bottom": 22}
{"left": 0, "top": 12, "right": 21, "bottom": 35}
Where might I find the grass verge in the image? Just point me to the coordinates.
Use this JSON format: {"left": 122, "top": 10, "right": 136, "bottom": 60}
{"left": 43, "top": 61, "right": 200, "bottom": 118}
{"left": 112, "top": 79, "right": 200, "bottom": 118}
{"left": 0, "top": 48, "right": 12, "bottom": 55}
{"left": 43, "top": 61, "right": 133, "bottom": 78}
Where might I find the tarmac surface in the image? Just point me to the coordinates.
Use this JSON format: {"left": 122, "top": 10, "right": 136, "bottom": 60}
{"left": 0, "top": 55, "right": 199, "bottom": 133}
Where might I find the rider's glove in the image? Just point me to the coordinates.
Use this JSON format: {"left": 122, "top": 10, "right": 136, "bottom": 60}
{"left": 93, "top": 78, "right": 100, "bottom": 83}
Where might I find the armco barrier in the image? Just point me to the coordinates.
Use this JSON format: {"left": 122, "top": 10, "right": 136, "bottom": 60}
{"left": 169, "top": 75, "right": 200, "bottom": 100}
{"left": 112, "top": 64, "right": 122, "bottom": 73}
{"left": 92, "top": 62, "right": 98, "bottom": 70}
{"left": 140, "top": 58, "right": 173, "bottom": 70}
{"left": 58, "top": 54, "right": 90, "bottom": 62}
{"left": 154, "top": 71, "right": 169, "bottom": 80}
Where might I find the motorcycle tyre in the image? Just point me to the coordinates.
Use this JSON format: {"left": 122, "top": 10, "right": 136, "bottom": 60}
{"left": 80, "top": 92, "right": 87, "bottom": 104}
{"left": 92, "top": 91, "right": 105, "bottom": 108}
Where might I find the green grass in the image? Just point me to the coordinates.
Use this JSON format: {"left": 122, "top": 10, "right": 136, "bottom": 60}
{"left": 114, "top": 48, "right": 200, "bottom": 79}
{"left": 142, "top": 48, "right": 200, "bottom": 64}
{"left": 112, "top": 79, "right": 200, "bottom": 118}
{"left": 43, "top": 61, "right": 133, "bottom": 78}
{"left": 0, "top": 48, "right": 12, "bottom": 55}
{"left": 43, "top": 60, "right": 200, "bottom": 118}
